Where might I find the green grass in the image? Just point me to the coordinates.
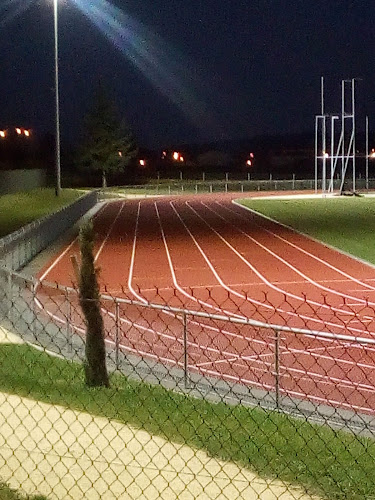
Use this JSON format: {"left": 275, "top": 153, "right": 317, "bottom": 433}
{"left": 1, "top": 344, "right": 375, "bottom": 500}
{"left": 0, "top": 482, "right": 47, "bottom": 500}
{"left": 239, "top": 196, "right": 375, "bottom": 264}
{"left": 0, "top": 189, "right": 83, "bottom": 238}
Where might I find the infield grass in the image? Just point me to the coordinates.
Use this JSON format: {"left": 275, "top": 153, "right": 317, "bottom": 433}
{"left": 1, "top": 344, "right": 375, "bottom": 500}
{"left": 239, "top": 196, "right": 375, "bottom": 265}
{"left": 0, "top": 189, "right": 83, "bottom": 238}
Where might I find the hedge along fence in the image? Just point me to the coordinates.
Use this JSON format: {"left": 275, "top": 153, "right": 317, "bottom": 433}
{"left": 0, "top": 191, "right": 98, "bottom": 272}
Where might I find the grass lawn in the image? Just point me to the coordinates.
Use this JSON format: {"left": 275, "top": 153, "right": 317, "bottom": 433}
{"left": 1, "top": 344, "right": 375, "bottom": 500}
{"left": 0, "top": 189, "right": 83, "bottom": 239}
{"left": 239, "top": 196, "right": 375, "bottom": 265}
{"left": 0, "top": 482, "right": 47, "bottom": 500}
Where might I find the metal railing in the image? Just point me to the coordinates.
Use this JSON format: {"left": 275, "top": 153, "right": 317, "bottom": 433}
{"left": 0, "top": 191, "right": 97, "bottom": 271}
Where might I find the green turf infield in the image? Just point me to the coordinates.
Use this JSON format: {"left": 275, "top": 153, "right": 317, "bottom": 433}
{"left": 239, "top": 196, "right": 375, "bottom": 265}
{"left": 0, "top": 189, "right": 83, "bottom": 239}
{"left": 1, "top": 343, "right": 375, "bottom": 500}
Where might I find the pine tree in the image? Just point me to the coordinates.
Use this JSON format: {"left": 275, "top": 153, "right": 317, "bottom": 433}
{"left": 79, "top": 84, "right": 138, "bottom": 187}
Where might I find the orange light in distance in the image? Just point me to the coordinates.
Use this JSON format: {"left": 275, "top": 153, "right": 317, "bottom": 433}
{"left": 179, "top": 156, "right": 184, "bottom": 162}
{"left": 0, "top": 130, "right": 6, "bottom": 138}
{"left": 118, "top": 151, "right": 123, "bottom": 157}
{"left": 250, "top": 152, "right": 254, "bottom": 158}
{"left": 16, "top": 128, "right": 22, "bottom": 135}
{"left": 370, "top": 148, "right": 375, "bottom": 159}
{"left": 246, "top": 159, "right": 252, "bottom": 166}
{"left": 24, "top": 129, "right": 30, "bottom": 137}
{"left": 173, "top": 151, "right": 179, "bottom": 160}
{"left": 139, "top": 159, "right": 146, "bottom": 166}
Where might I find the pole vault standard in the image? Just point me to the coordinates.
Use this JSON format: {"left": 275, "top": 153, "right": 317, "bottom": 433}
{"left": 315, "top": 78, "right": 360, "bottom": 195}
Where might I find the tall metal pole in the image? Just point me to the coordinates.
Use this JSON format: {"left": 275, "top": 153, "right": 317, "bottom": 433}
{"left": 54, "top": 0, "right": 61, "bottom": 196}
{"left": 366, "top": 116, "right": 369, "bottom": 191}
{"left": 341, "top": 80, "right": 345, "bottom": 182}
{"left": 314, "top": 116, "right": 318, "bottom": 193}
{"left": 352, "top": 79, "right": 356, "bottom": 192}
{"left": 330, "top": 116, "right": 335, "bottom": 193}
{"left": 322, "top": 116, "right": 326, "bottom": 195}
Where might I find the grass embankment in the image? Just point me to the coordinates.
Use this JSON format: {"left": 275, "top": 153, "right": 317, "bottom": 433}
{"left": 0, "top": 482, "right": 47, "bottom": 500}
{"left": 0, "top": 189, "right": 83, "bottom": 238}
{"left": 240, "top": 196, "right": 375, "bottom": 264}
{"left": 1, "top": 344, "right": 375, "bottom": 500}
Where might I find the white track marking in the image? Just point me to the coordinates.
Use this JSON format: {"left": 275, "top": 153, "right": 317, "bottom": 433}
{"left": 94, "top": 202, "right": 126, "bottom": 262}
{"left": 155, "top": 201, "right": 244, "bottom": 319}
{"left": 229, "top": 200, "right": 375, "bottom": 292}
{"left": 202, "top": 200, "right": 374, "bottom": 314}
{"left": 39, "top": 202, "right": 109, "bottom": 281}
{"left": 127, "top": 201, "right": 147, "bottom": 303}
{"left": 39, "top": 238, "right": 79, "bottom": 281}
{"left": 175, "top": 201, "right": 374, "bottom": 337}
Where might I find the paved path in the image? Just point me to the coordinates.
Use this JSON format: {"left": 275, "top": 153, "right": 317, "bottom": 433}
{"left": 0, "top": 327, "right": 320, "bottom": 500}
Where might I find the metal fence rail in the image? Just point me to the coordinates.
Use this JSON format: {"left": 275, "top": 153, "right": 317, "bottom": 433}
{"left": 1, "top": 268, "right": 375, "bottom": 499}
{"left": 102, "top": 177, "right": 375, "bottom": 196}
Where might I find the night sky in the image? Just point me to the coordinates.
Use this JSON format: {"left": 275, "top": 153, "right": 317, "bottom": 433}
{"left": 1, "top": 0, "right": 375, "bottom": 148}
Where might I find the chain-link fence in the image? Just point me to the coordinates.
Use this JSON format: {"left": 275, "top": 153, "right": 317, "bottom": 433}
{"left": 1, "top": 268, "right": 375, "bottom": 499}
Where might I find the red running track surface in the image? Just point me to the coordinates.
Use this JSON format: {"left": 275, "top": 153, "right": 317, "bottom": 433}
{"left": 37, "top": 194, "right": 375, "bottom": 416}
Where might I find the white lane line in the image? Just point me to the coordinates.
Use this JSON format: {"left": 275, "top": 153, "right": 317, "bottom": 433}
{"left": 229, "top": 200, "right": 375, "bottom": 292}
{"left": 39, "top": 202, "right": 109, "bottom": 281}
{"left": 128, "top": 201, "right": 147, "bottom": 304}
{"left": 179, "top": 201, "right": 374, "bottom": 337}
{"left": 203, "top": 200, "right": 372, "bottom": 311}
{"left": 156, "top": 201, "right": 244, "bottom": 319}
{"left": 94, "top": 201, "right": 126, "bottom": 262}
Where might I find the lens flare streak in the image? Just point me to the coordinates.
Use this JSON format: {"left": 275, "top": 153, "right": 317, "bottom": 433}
{"left": 71, "top": 0, "right": 222, "bottom": 136}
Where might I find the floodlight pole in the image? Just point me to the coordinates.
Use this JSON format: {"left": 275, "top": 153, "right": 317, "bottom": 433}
{"left": 54, "top": 0, "right": 61, "bottom": 196}
{"left": 366, "top": 116, "right": 369, "bottom": 190}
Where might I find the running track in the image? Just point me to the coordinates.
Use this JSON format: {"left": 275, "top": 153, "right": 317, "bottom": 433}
{"left": 37, "top": 194, "right": 375, "bottom": 416}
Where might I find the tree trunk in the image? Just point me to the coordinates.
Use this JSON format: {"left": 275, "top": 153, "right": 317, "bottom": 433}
{"left": 79, "top": 220, "right": 109, "bottom": 388}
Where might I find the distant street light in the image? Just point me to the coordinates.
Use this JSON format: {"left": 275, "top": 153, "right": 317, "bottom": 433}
{"left": 0, "top": 130, "right": 6, "bottom": 138}
{"left": 16, "top": 128, "right": 22, "bottom": 135}
{"left": 54, "top": 0, "right": 61, "bottom": 196}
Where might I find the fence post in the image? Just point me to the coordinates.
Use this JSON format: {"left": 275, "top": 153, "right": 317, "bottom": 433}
{"left": 183, "top": 312, "right": 188, "bottom": 388}
{"left": 31, "top": 280, "right": 37, "bottom": 337}
{"left": 6, "top": 269, "right": 12, "bottom": 316}
{"left": 202, "top": 172, "right": 205, "bottom": 181}
{"left": 292, "top": 173, "right": 296, "bottom": 190}
{"left": 210, "top": 184, "right": 213, "bottom": 193}
{"left": 65, "top": 289, "right": 72, "bottom": 352}
{"left": 274, "top": 329, "right": 280, "bottom": 409}
{"left": 241, "top": 183, "right": 244, "bottom": 193}
{"left": 247, "top": 172, "right": 250, "bottom": 181}
{"left": 195, "top": 184, "right": 198, "bottom": 194}
{"left": 115, "top": 299, "right": 120, "bottom": 370}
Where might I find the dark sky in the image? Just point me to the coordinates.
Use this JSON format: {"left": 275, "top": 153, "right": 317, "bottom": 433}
{"left": 1, "top": 0, "right": 375, "bottom": 148}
